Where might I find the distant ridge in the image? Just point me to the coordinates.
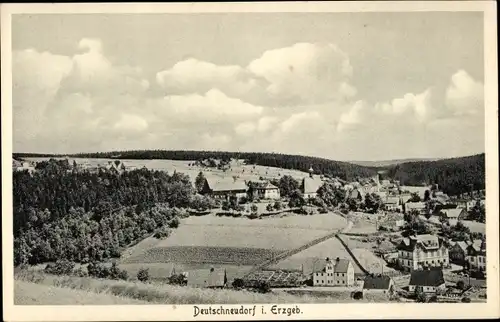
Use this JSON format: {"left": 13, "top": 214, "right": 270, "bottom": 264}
{"left": 348, "top": 158, "right": 443, "bottom": 167}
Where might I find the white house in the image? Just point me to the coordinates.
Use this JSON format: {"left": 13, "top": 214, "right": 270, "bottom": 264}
{"left": 313, "top": 257, "right": 355, "bottom": 287}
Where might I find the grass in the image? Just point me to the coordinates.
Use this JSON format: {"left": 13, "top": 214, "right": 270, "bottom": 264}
{"left": 15, "top": 270, "right": 373, "bottom": 304}
{"left": 15, "top": 280, "right": 148, "bottom": 305}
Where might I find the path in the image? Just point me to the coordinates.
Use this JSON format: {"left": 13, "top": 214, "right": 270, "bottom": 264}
{"left": 243, "top": 214, "right": 354, "bottom": 278}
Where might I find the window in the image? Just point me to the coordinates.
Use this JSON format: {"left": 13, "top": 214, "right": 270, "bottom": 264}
{"left": 342, "top": 273, "right": 345, "bottom": 277}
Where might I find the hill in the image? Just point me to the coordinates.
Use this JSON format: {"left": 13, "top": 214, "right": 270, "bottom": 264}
{"left": 385, "top": 153, "right": 485, "bottom": 196}
{"left": 15, "top": 150, "right": 379, "bottom": 181}
{"left": 349, "top": 158, "right": 442, "bottom": 167}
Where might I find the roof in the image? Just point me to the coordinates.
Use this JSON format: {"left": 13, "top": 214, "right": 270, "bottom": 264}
{"left": 187, "top": 268, "right": 226, "bottom": 287}
{"left": 385, "top": 197, "right": 400, "bottom": 205}
{"left": 398, "top": 234, "right": 442, "bottom": 251}
{"left": 249, "top": 181, "right": 278, "bottom": 190}
{"left": 451, "top": 241, "right": 469, "bottom": 253}
{"left": 441, "top": 208, "right": 465, "bottom": 218}
{"left": 363, "top": 275, "right": 393, "bottom": 290}
{"left": 400, "top": 186, "right": 431, "bottom": 198}
{"left": 409, "top": 269, "right": 445, "bottom": 287}
{"left": 313, "top": 258, "right": 351, "bottom": 273}
{"left": 349, "top": 189, "right": 361, "bottom": 199}
{"left": 205, "top": 177, "right": 248, "bottom": 192}
{"left": 405, "top": 202, "right": 426, "bottom": 209}
{"left": 302, "top": 176, "right": 322, "bottom": 194}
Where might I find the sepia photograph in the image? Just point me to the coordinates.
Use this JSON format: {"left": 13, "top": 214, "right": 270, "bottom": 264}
{"left": 2, "top": 1, "right": 498, "bottom": 321}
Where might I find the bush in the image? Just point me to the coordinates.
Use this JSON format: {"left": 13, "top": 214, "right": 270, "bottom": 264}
{"left": 154, "top": 226, "right": 171, "bottom": 239}
{"left": 73, "top": 267, "right": 88, "bottom": 277}
{"left": 319, "top": 207, "right": 328, "bottom": 214}
{"left": 456, "top": 280, "right": 465, "bottom": 290}
{"left": 256, "top": 281, "right": 271, "bottom": 293}
{"left": 250, "top": 204, "right": 258, "bottom": 213}
{"left": 169, "top": 273, "right": 187, "bottom": 286}
{"left": 137, "top": 268, "right": 150, "bottom": 282}
{"left": 44, "top": 260, "right": 75, "bottom": 276}
{"left": 232, "top": 278, "right": 245, "bottom": 289}
{"left": 461, "top": 297, "right": 471, "bottom": 303}
{"left": 87, "top": 261, "right": 128, "bottom": 280}
{"left": 378, "top": 225, "right": 388, "bottom": 231}
{"left": 168, "top": 217, "right": 180, "bottom": 228}
{"left": 273, "top": 201, "right": 282, "bottom": 211}
{"left": 266, "top": 204, "right": 274, "bottom": 212}
{"left": 352, "top": 291, "right": 363, "bottom": 300}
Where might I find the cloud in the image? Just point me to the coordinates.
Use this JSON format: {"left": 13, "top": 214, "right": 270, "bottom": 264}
{"left": 113, "top": 114, "right": 149, "bottom": 133}
{"left": 445, "top": 70, "right": 484, "bottom": 116}
{"left": 248, "top": 42, "right": 356, "bottom": 105}
{"left": 235, "top": 122, "right": 256, "bottom": 136}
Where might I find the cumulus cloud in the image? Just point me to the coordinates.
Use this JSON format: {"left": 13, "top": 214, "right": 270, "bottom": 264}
{"left": 113, "top": 114, "right": 149, "bottom": 133}
{"left": 445, "top": 70, "right": 484, "bottom": 116}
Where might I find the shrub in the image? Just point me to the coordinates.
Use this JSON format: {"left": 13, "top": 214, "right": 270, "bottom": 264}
{"left": 87, "top": 261, "right": 128, "bottom": 280}
{"left": 73, "top": 267, "right": 88, "bottom": 277}
{"left": 137, "top": 268, "right": 150, "bottom": 282}
{"left": 461, "top": 297, "right": 471, "bottom": 303}
{"left": 273, "top": 201, "right": 282, "bottom": 211}
{"left": 169, "top": 273, "right": 187, "bottom": 286}
{"left": 232, "top": 278, "right": 245, "bottom": 289}
{"left": 250, "top": 204, "right": 258, "bottom": 213}
{"left": 256, "top": 281, "right": 271, "bottom": 293}
{"left": 168, "top": 217, "right": 180, "bottom": 228}
{"left": 44, "top": 260, "right": 75, "bottom": 276}
{"left": 248, "top": 213, "right": 259, "bottom": 219}
{"left": 319, "top": 207, "right": 328, "bottom": 214}
{"left": 378, "top": 225, "right": 388, "bottom": 231}
{"left": 266, "top": 204, "right": 274, "bottom": 212}
{"left": 456, "top": 280, "right": 465, "bottom": 290}
{"left": 154, "top": 226, "right": 171, "bottom": 239}
{"left": 352, "top": 291, "right": 363, "bottom": 300}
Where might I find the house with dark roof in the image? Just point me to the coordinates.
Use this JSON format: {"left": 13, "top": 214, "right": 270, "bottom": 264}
{"left": 247, "top": 180, "right": 280, "bottom": 200}
{"left": 186, "top": 267, "right": 227, "bottom": 288}
{"left": 312, "top": 257, "right": 355, "bottom": 287}
{"left": 408, "top": 269, "right": 446, "bottom": 294}
{"left": 466, "top": 239, "right": 486, "bottom": 271}
{"left": 201, "top": 177, "right": 248, "bottom": 201}
{"left": 397, "top": 234, "right": 449, "bottom": 272}
{"left": 362, "top": 275, "right": 395, "bottom": 295}
{"left": 449, "top": 241, "right": 469, "bottom": 265}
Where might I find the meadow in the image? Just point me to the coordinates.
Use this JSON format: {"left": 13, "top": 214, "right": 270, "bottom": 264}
{"left": 25, "top": 157, "right": 311, "bottom": 183}
{"left": 15, "top": 271, "right": 362, "bottom": 304}
{"left": 15, "top": 280, "right": 148, "bottom": 305}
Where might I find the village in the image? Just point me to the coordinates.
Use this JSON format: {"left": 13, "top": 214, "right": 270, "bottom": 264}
{"left": 13, "top": 156, "right": 487, "bottom": 303}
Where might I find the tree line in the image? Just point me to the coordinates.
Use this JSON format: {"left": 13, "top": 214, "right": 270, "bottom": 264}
{"left": 13, "top": 159, "right": 196, "bottom": 266}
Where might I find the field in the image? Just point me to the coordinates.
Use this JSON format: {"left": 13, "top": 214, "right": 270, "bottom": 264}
{"left": 25, "top": 157, "right": 311, "bottom": 183}
{"left": 15, "top": 272, "right": 359, "bottom": 304}
{"left": 121, "top": 213, "right": 348, "bottom": 280}
{"left": 271, "top": 236, "right": 395, "bottom": 275}
{"left": 15, "top": 280, "right": 147, "bottom": 305}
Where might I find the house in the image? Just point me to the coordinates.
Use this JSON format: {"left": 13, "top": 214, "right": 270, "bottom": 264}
{"left": 466, "top": 239, "right": 486, "bottom": 271}
{"left": 248, "top": 181, "right": 280, "bottom": 200}
{"left": 105, "top": 160, "right": 126, "bottom": 174}
{"left": 408, "top": 269, "right": 446, "bottom": 294}
{"left": 313, "top": 257, "right": 355, "bottom": 287}
{"left": 455, "top": 199, "right": 477, "bottom": 211}
{"left": 404, "top": 202, "right": 427, "bottom": 214}
{"left": 449, "top": 241, "right": 469, "bottom": 265}
{"left": 396, "top": 234, "right": 449, "bottom": 272}
{"left": 384, "top": 196, "right": 402, "bottom": 212}
{"left": 362, "top": 275, "right": 395, "bottom": 295}
{"left": 301, "top": 168, "right": 322, "bottom": 199}
{"left": 440, "top": 208, "right": 467, "bottom": 220}
{"left": 399, "top": 186, "right": 431, "bottom": 200}
{"left": 13, "top": 159, "right": 36, "bottom": 174}
{"left": 201, "top": 177, "right": 248, "bottom": 201}
{"left": 186, "top": 267, "right": 227, "bottom": 288}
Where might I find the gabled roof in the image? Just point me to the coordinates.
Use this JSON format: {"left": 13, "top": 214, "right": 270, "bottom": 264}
{"left": 363, "top": 275, "right": 393, "bottom": 290}
{"left": 451, "top": 241, "right": 469, "bottom": 253}
{"left": 249, "top": 181, "right": 278, "bottom": 190}
{"left": 409, "top": 269, "right": 445, "bottom": 287}
{"left": 385, "top": 197, "right": 400, "bottom": 205}
{"left": 441, "top": 208, "right": 466, "bottom": 218}
{"left": 205, "top": 177, "right": 248, "bottom": 192}
{"left": 302, "top": 176, "right": 322, "bottom": 194}
{"left": 313, "top": 258, "right": 351, "bottom": 273}
{"left": 187, "top": 268, "right": 226, "bottom": 287}
{"left": 398, "top": 234, "right": 442, "bottom": 251}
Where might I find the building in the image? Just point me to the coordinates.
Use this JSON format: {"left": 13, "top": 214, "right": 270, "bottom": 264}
{"left": 449, "top": 241, "right": 469, "bottom": 265}
{"left": 455, "top": 199, "right": 477, "bottom": 211}
{"left": 440, "top": 208, "right": 467, "bottom": 220}
{"left": 201, "top": 177, "right": 248, "bottom": 201}
{"left": 248, "top": 181, "right": 280, "bottom": 200}
{"left": 105, "top": 160, "right": 126, "bottom": 174}
{"left": 362, "top": 275, "right": 395, "bottom": 295}
{"left": 313, "top": 257, "right": 355, "bottom": 287}
{"left": 404, "top": 202, "right": 427, "bottom": 214}
{"left": 396, "top": 234, "right": 449, "bottom": 272}
{"left": 384, "top": 196, "right": 402, "bottom": 212}
{"left": 301, "top": 168, "right": 322, "bottom": 199}
{"left": 466, "top": 239, "right": 486, "bottom": 271}
{"left": 408, "top": 269, "right": 446, "bottom": 294}
{"left": 399, "top": 186, "right": 431, "bottom": 200}
{"left": 186, "top": 267, "right": 227, "bottom": 288}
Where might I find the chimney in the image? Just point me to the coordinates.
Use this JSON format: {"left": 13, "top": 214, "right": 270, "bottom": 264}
{"left": 336, "top": 257, "right": 340, "bottom": 263}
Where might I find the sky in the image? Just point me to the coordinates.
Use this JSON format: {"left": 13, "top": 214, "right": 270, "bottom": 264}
{"left": 11, "top": 12, "right": 485, "bottom": 161}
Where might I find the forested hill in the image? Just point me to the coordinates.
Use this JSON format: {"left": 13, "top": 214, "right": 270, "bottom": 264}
{"left": 386, "top": 153, "right": 485, "bottom": 196}
{"left": 16, "top": 150, "right": 379, "bottom": 181}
